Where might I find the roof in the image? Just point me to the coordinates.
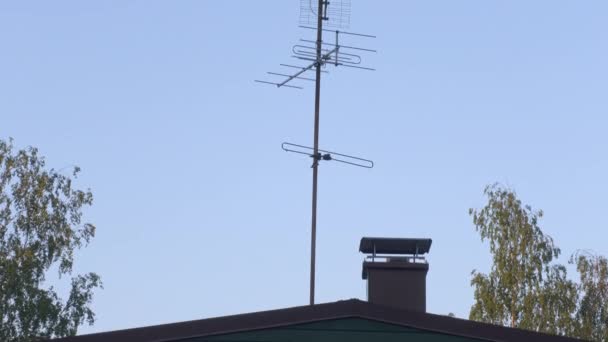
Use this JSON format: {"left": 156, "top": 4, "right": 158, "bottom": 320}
{"left": 359, "top": 237, "right": 432, "bottom": 255}
{"left": 50, "top": 299, "right": 581, "bottom": 342}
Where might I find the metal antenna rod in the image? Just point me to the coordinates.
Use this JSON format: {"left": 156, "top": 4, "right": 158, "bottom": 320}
{"left": 255, "top": 0, "right": 375, "bottom": 306}
{"left": 309, "top": 0, "right": 324, "bottom": 306}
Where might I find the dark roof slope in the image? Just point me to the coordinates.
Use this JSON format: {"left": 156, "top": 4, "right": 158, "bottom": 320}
{"left": 50, "top": 299, "right": 582, "bottom": 342}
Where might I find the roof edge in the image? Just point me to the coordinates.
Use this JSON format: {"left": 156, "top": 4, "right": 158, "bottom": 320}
{"left": 50, "top": 299, "right": 582, "bottom": 342}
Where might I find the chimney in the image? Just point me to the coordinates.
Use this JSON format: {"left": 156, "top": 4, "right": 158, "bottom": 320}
{"left": 360, "top": 237, "right": 432, "bottom": 312}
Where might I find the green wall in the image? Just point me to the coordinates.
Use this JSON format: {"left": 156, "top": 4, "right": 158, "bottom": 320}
{"left": 185, "top": 318, "right": 484, "bottom": 342}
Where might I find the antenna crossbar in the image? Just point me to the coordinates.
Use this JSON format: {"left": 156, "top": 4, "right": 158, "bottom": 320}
{"left": 254, "top": 80, "right": 303, "bottom": 89}
{"left": 282, "top": 142, "right": 374, "bottom": 168}
{"left": 272, "top": 47, "right": 337, "bottom": 88}
{"left": 267, "top": 72, "right": 315, "bottom": 82}
{"left": 300, "top": 39, "right": 377, "bottom": 53}
{"left": 335, "top": 63, "right": 376, "bottom": 71}
{"left": 299, "top": 25, "right": 377, "bottom": 38}
{"left": 277, "top": 60, "right": 316, "bottom": 88}
{"left": 280, "top": 64, "right": 330, "bottom": 74}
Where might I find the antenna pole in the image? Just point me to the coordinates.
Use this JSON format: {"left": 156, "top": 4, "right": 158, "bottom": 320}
{"left": 256, "top": 0, "right": 375, "bottom": 306}
{"left": 309, "top": 0, "right": 324, "bottom": 306}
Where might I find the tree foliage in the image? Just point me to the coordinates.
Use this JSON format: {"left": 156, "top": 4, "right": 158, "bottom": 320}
{"left": 469, "top": 184, "right": 608, "bottom": 340}
{"left": 0, "top": 139, "right": 101, "bottom": 341}
{"left": 469, "top": 184, "right": 577, "bottom": 335}
{"left": 572, "top": 251, "right": 608, "bottom": 341}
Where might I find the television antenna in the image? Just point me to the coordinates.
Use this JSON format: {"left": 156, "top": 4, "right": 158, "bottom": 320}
{"left": 255, "top": 0, "right": 375, "bottom": 306}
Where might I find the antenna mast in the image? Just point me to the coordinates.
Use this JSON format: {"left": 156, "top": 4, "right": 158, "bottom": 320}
{"left": 256, "top": 0, "right": 375, "bottom": 306}
{"left": 309, "top": 0, "right": 324, "bottom": 307}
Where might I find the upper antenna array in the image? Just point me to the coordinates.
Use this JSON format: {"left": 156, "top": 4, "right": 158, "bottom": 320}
{"left": 300, "top": 0, "right": 351, "bottom": 29}
{"left": 255, "top": 1, "right": 375, "bottom": 90}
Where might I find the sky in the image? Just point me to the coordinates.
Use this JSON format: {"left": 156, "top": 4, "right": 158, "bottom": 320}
{"left": 1, "top": 0, "right": 607, "bottom": 335}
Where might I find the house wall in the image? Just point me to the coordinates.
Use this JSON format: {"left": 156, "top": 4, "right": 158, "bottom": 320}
{"left": 197, "top": 318, "right": 484, "bottom": 342}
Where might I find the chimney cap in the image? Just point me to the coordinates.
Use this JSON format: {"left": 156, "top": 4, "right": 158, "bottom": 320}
{"left": 359, "top": 237, "right": 432, "bottom": 255}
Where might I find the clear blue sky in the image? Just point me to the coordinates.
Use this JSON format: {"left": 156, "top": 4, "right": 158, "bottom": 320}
{"left": 2, "top": 0, "right": 607, "bottom": 335}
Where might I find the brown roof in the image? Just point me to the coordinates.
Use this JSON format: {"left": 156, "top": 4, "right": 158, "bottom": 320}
{"left": 50, "top": 299, "right": 583, "bottom": 342}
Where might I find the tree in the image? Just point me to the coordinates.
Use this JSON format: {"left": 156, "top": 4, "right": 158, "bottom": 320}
{"left": 468, "top": 184, "right": 578, "bottom": 336}
{"left": 571, "top": 251, "right": 608, "bottom": 341}
{"left": 0, "top": 138, "right": 101, "bottom": 341}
